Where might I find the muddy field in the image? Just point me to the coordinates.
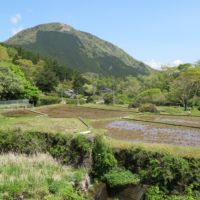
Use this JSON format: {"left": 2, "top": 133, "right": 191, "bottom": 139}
{"left": 1, "top": 110, "right": 38, "bottom": 117}
{"left": 91, "top": 120, "right": 200, "bottom": 147}
{"left": 135, "top": 115, "right": 200, "bottom": 127}
{"left": 36, "top": 106, "right": 133, "bottom": 119}
{"left": 81, "top": 104, "right": 136, "bottom": 112}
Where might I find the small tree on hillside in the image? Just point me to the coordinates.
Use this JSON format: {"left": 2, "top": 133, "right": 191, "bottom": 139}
{"left": 0, "top": 62, "right": 24, "bottom": 100}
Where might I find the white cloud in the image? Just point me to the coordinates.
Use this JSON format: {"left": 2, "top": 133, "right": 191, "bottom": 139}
{"left": 10, "top": 25, "right": 23, "bottom": 35}
{"left": 173, "top": 59, "right": 183, "bottom": 66}
{"left": 10, "top": 14, "right": 22, "bottom": 24}
{"left": 144, "top": 59, "right": 162, "bottom": 70}
{"left": 28, "top": 8, "right": 33, "bottom": 12}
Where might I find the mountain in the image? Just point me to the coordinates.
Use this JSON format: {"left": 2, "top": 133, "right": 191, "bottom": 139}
{"left": 4, "top": 23, "right": 154, "bottom": 76}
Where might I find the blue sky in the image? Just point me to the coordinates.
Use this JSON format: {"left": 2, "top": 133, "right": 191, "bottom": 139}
{"left": 1, "top": 0, "right": 200, "bottom": 69}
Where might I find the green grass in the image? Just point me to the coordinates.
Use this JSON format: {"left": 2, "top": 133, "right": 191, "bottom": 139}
{"left": 104, "top": 136, "right": 200, "bottom": 159}
{"left": 157, "top": 106, "right": 200, "bottom": 116}
{"left": 0, "top": 104, "right": 29, "bottom": 107}
{"left": 0, "top": 117, "right": 88, "bottom": 133}
{"left": 0, "top": 153, "right": 88, "bottom": 199}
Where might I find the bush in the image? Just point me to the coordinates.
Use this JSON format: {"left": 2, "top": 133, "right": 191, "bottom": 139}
{"left": 65, "top": 168, "right": 87, "bottom": 185}
{"left": 86, "top": 96, "right": 92, "bottom": 103}
{"left": 36, "top": 101, "right": 41, "bottom": 107}
{"left": 92, "top": 135, "right": 117, "bottom": 179}
{"left": 39, "top": 96, "right": 62, "bottom": 106}
{"left": 49, "top": 180, "right": 70, "bottom": 194}
{"left": 128, "top": 103, "right": 141, "bottom": 108}
{"left": 65, "top": 98, "right": 85, "bottom": 105}
{"left": 139, "top": 103, "right": 159, "bottom": 113}
{"left": 146, "top": 185, "right": 200, "bottom": 200}
{"left": 102, "top": 167, "right": 140, "bottom": 188}
{"left": 115, "top": 98, "right": 124, "bottom": 104}
{"left": 103, "top": 92, "right": 113, "bottom": 104}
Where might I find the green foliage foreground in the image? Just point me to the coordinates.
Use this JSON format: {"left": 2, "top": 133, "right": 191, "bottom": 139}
{"left": 0, "top": 153, "right": 88, "bottom": 200}
{"left": 146, "top": 185, "right": 200, "bottom": 200}
{"left": 1, "top": 131, "right": 200, "bottom": 198}
{"left": 0, "top": 130, "right": 90, "bottom": 164}
{"left": 101, "top": 167, "right": 140, "bottom": 188}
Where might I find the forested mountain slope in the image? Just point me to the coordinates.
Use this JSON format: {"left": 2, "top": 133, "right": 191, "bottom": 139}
{"left": 4, "top": 23, "right": 154, "bottom": 76}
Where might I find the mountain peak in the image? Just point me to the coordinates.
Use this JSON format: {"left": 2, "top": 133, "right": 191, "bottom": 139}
{"left": 4, "top": 23, "right": 155, "bottom": 76}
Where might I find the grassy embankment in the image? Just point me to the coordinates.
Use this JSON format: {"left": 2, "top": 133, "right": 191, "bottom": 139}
{"left": 0, "top": 153, "right": 88, "bottom": 199}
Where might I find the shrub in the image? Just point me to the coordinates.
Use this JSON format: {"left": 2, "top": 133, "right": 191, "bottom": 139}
{"left": 102, "top": 167, "right": 140, "bottom": 188}
{"left": 128, "top": 103, "right": 141, "bottom": 108}
{"left": 36, "top": 101, "right": 41, "bottom": 107}
{"left": 65, "top": 98, "right": 85, "bottom": 105}
{"left": 39, "top": 96, "right": 62, "bottom": 106}
{"left": 86, "top": 96, "right": 92, "bottom": 103}
{"left": 49, "top": 180, "right": 69, "bottom": 194}
{"left": 92, "top": 135, "right": 117, "bottom": 179}
{"left": 65, "top": 168, "right": 87, "bottom": 185}
{"left": 115, "top": 98, "right": 124, "bottom": 104}
{"left": 139, "top": 103, "right": 159, "bottom": 113}
{"left": 103, "top": 92, "right": 113, "bottom": 104}
{"left": 146, "top": 185, "right": 200, "bottom": 200}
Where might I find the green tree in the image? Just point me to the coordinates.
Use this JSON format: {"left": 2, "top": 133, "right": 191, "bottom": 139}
{"left": 138, "top": 88, "right": 161, "bottom": 98}
{"left": 15, "top": 59, "right": 34, "bottom": 81}
{"left": 83, "top": 83, "right": 93, "bottom": 95}
{"left": 170, "top": 70, "right": 200, "bottom": 111}
{"left": 0, "top": 62, "right": 24, "bottom": 100}
{"left": 12, "top": 54, "right": 20, "bottom": 64}
{"left": 8, "top": 62, "right": 41, "bottom": 103}
{"left": 0, "top": 45, "right": 9, "bottom": 61}
{"left": 34, "top": 69, "right": 59, "bottom": 92}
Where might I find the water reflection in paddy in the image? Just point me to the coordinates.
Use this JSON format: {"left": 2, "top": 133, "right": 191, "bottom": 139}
{"left": 135, "top": 115, "right": 200, "bottom": 127}
{"left": 104, "top": 120, "right": 200, "bottom": 147}
{"left": 155, "top": 118, "right": 199, "bottom": 124}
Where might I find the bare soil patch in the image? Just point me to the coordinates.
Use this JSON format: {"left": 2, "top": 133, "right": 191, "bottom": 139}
{"left": 36, "top": 105, "right": 132, "bottom": 119}
{"left": 91, "top": 120, "right": 200, "bottom": 147}
{"left": 81, "top": 104, "right": 136, "bottom": 112}
{"left": 1, "top": 110, "right": 38, "bottom": 117}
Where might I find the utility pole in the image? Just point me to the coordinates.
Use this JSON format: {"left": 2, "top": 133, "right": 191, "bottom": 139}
{"left": 93, "top": 74, "right": 95, "bottom": 103}
{"left": 113, "top": 81, "right": 115, "bottom": 105}
{"left": 61, "top": 88, "right": 63, "bottom": 101}
{"left": 77, "top": 89, "right": 79, "bottom": 105}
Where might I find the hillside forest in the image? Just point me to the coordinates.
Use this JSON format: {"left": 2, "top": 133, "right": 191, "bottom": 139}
{"left": 1, "top": 43, "right": 200, "bottom": 110}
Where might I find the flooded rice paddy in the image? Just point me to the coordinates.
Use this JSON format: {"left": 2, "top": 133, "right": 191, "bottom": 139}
{"left": 91, "top": 120, "right": 200, "bottom": 147}
{"left": 135, "top": 115, "right": 200, "bottom": 127}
